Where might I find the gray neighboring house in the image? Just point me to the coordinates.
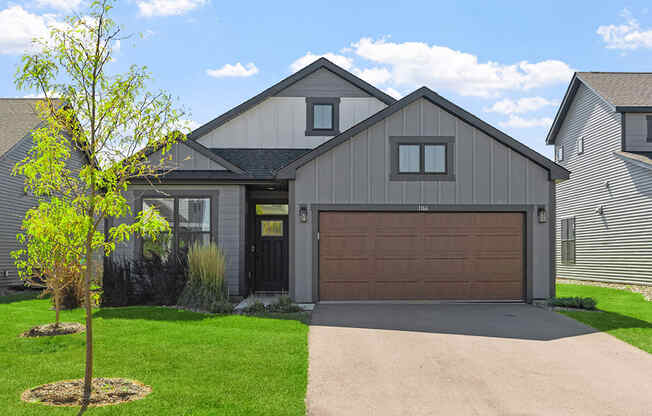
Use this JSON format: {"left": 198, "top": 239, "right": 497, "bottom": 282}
{"left": 0, "top": 99, "right": 86, "bottom": 288}
{"left": 547, "top": 72, "right": 652, "bottom": 286}
{"left": 115, "top": 58, "right": 568, "bottom": 303}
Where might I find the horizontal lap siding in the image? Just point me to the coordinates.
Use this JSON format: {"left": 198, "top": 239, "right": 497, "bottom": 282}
{"left": 292, "top": 98, "right": 552, "bottom": 302}
{"left": 556, "top": 84, "right": 652, "bottom": 285}
{"left": 0, "top": 135, "right": 86, "bottom": 287}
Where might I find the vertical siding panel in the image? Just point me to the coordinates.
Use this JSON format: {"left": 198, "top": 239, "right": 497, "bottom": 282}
{"left": 456, "top": 120, "right": 474, "bottom": 203}
{"left": 474, "top": 131, "right": 492, "bottom": 203}
{"left": 317, "top": 153, "right": 333, "bottom": 203}
{"left": 369, "top": 121, "right": 386, "bottom": 203}
{"left": 332, "top": 143, "right": 350, "bottom": 203}
{"left": 404, "top": 102, "right": 421, "bottom": 202}
{"left": 493, "top": 142, "right": 508, "bottom": 204}
{"left": 351, "top": 132, "right": 369, "bottom": 203}
{"left": 510, "top": 152, "right": 527, "bottom": 204}
{"left": 386, "top": 111, "right": 403, "bottom": 203}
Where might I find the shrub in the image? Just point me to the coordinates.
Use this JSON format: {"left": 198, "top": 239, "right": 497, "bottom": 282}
{"left": 241, "top": 299, "right": 267, "bottom": 314}
{"left": 549, "top": 296, "right": 597, "bottom": 310}
{"left": 177, "top": 242, "right": 229, "bottom": 312}
{"left": 242, "top": 295, "right": 303, "bottom": 314}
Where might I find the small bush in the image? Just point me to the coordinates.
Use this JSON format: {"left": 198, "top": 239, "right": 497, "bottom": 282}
{"left": 242, "top": 295, "right": 303, "bottom": 314}
{"left": 242, "top": 299, "right": 267, "bottom": 314}
{"left": 549, "top": 296, "right": 597, "bottom": 310}
{"left": 177, "top": 242, "right": 229, "bottom": 312}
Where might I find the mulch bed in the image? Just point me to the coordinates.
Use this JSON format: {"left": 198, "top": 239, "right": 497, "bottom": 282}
{"left": 20, "top": 322, "right": 84, "bottom": 338}
{"left": 558, "top": 278, "right": 652, "bottom": 301}
{"left": 21, "top": 378, "right": 152, "bottom": 407}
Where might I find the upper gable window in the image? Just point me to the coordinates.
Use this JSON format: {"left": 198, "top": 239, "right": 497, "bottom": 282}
{"left": 306, "top": 97, "right": 340, "bottom": 136}
{"left": 390, "top": 136, "right": 455, "bottom": 181}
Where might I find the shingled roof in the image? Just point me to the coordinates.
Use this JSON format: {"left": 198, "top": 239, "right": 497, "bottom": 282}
{"left": 210, "top": 148, "right": 312, "bottom": 178}
{"left": 577, "top": 72, "right": 652, "bottom": 108}
{"left": 0, "top": 99, "right": 46, "bottom": 157}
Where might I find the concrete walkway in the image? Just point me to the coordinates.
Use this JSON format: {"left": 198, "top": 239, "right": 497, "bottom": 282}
{"left": 307, "top": 303, "right": 652, "bottom": 416}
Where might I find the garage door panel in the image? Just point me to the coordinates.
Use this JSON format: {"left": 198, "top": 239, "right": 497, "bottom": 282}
{"left": 319, "top": 212, "right": 524, "bottom": 301}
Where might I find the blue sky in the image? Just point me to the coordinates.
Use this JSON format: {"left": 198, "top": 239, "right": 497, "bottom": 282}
{"left": 1, "top": 1, "right": 651, "bottom": 157}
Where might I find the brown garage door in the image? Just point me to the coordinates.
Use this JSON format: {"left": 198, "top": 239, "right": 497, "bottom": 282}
{"left": 319, "top": 212, "right": 524, "bottom": 301}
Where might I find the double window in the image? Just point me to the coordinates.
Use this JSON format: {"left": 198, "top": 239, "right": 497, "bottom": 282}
{"left": 390, "top": 136, "right": 455, "bottom": 181}
{"left": 142, "top": 197, "right": 211, "bottom": 260}
{"left": 560, "top": 217, "right": 576, "bottom": 265}
{"left": 306, "top": 97, "right": 340, "bottom": 136}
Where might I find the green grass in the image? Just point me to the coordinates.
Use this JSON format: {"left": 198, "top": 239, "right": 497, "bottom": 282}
{"left": 557, "top": 283, "right": 652, "bottom": 353}
{"left": 0, "top": 294, "right": 309, "bottom": 415}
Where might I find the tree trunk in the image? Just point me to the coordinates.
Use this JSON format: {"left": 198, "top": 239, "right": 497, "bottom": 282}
{"left": 54, "top": 290, "right": 60, "bottom": 328}
{"left": 82, "top": 226, "right": 94, "bottom": 405}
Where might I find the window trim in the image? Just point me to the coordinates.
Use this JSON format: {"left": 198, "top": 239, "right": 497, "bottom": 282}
{"left": 138, "top": 191, "right": 217, "bottom": 260}
{"left": 556, "top": 145, "right": 564, "bottom": 162}
{"left": 306, "top": 97, "right": 340, "bottom": 136}
{"left": 646, "top": 115, "right": 652, "bottom": 142}
{"left": 560, "top": 216, "right": 576, "bottom": 265}
{"left": 389, "top": 136, "right": 455, "bottom": 181}
{"left": 577, "top": 136, "right": 584, "bottom": 155}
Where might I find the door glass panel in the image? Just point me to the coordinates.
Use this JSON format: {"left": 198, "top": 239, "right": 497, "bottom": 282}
{"left": 261, "top": 220, "right": 283, "bottom": 237}
{"left": 424, "top": 144, "right": 446, "bottom": 173}
{"left": 256, "top": 204, "right": 289, "bottom": 215}
{"left": 398, "top": 144, "right": 420, "bottom": 173}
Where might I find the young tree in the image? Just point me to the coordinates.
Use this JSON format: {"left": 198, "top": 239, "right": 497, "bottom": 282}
{"left": 13, "top": 0, "right": 186, "bottom": 406}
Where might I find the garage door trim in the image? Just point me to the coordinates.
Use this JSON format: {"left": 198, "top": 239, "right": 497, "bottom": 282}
{"left": 311, "top": 204, "right": 535, "bottom": 303}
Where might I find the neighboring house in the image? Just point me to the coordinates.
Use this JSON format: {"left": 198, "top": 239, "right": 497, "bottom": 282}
{"left": 547, "top": 72, "right": 652, "bottom": 287}
{"left": 115, "top": 58, "right": 568, "bottom": 303}
{"left": 0, "top": 99, "right": 87, "bottom": 288}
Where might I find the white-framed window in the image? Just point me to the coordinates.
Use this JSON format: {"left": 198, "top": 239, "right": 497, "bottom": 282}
{"left": 577, "top": 136, "right": 584, "bottom": 155}
{"left": 556, "top": 145, "right": 564, "bottom": 162}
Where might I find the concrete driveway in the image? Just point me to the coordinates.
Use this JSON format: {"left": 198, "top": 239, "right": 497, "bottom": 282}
{"left": 307, "top": 303, "right": 652, "bottom": 416}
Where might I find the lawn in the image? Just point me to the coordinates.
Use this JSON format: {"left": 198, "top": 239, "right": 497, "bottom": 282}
{"left": 557, "top": 283, "right": 652, "bottom": 354}
{"left": 0, "top": 292, "right": 309, "bottom": 415}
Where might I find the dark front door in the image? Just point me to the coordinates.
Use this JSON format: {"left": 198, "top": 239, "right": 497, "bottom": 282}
{"left": 253, "top": 215, "right": 289, "bottom": 292}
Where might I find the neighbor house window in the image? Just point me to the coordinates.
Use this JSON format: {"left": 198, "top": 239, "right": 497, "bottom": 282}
{"left": 560, "top": 217, "right": 576, "bottom": 265}
{"left": 647, "top": 115, "right": 652, "bottom": 142}
{"left": 142, "top": 196, "right": 211, "bottom": 260}
{"left": 390, "top": 136, "right": 455, "bottom": 181}
{"left": 577, "top": 136, "right": 584, "bottom": 155}
{"left": 306, "top": 97, "right": 340, "bottom": 136}
{"left": 556, "top": 145, "right": 564, "bottom": 162}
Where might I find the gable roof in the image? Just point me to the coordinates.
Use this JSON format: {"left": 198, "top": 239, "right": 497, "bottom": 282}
{"left": 277, "top": 86, "right": 569, "bottom": 180}
{"left": 187, "top": 58, "right": 396, "bottom": 141}
{"left": 0, "top": 99, "right": 51, "bottom": 158}
{"left": 546, "top": 72, "right": 652, "bottom": 144}
{"left": 210, "top": 148, "right": 311, "bottom": 179}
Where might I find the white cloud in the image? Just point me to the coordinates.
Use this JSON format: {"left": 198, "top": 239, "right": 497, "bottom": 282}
{"left": 290, "top": 52, "right": 354, "bottom": 72}
{"left": 0, "top": 6, "right": 60, "bottom": 55}
{"left": 137, "top": 0, "right": 208, "bottom": 17}
{"left": 352, "top": 67, "right": 391, "bottom": 85}
{"left": 206, "top": 62, "right": 259, "bottom": 78}
{"left": 384, "top": 87, "right": 402, "bottom": 99}
{"left": 36, "top": 0, "right": 83, "bottom": 12}
{"left": 498, "top": 116, "right": 553, "bottom": 129}
{"left": 485, "top": 97, "right": 558, "bottom": 115}
{"left": 352, "top": 38, "right": 574, "bottom": 97}
{"left": 597, "top": 9, "right": 652, "bottom": 50}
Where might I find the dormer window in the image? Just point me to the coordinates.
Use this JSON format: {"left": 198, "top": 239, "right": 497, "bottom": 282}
{"left": 306, "top": 97, "right": 340, "bottom": 136}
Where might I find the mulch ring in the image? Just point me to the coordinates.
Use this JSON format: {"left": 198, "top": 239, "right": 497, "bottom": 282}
{"left": 21, "top": 378, "right": 152, "bottom": 407}
{"left": 20, "top": 322, "right": 84, "bottom": 338}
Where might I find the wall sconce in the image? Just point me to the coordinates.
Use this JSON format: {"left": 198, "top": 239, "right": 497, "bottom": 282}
{"left": 299, "top": 205, "right": 308, "bottom": 223}
{"left": 537, "top": 206, "right": 547, "bottom": 223}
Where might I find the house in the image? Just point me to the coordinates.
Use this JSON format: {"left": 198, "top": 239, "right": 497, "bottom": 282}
{"left": 0, "top": 99, "right": 87, "bottom": 288}
{"left": 114, "top": 58, "right": 568, "bottom": 303}
{"left": 547, "top": 72, "right": 652, "bottom": 287}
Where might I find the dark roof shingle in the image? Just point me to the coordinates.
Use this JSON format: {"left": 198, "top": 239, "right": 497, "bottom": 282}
{"left": 209, "top": 148, "right": 311, "bottom": 178}
{"left": 0, "top": 99, "right": 47, "bottom": 157}
{"left": 577, "top": 72, "right": 652, "bottom": 107}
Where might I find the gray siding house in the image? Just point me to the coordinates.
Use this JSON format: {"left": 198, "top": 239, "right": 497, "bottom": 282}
{"left": 116, "top": 58, "right": 568, "bottom": 303}
{"left": 0, "top": 99, "right": 86, "bottom": 288}
{"left": 547, "top": 72, "right": 652, "bottom": 286}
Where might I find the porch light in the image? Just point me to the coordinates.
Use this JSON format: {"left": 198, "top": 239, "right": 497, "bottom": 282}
{"left": 537, "top": 206, "right": 547, "bottom": 223}
{"left": 299, "top": 205, "right": 308, "bottom": 223}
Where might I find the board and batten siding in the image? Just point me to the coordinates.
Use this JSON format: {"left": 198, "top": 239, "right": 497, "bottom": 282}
{"left": 555, "top": 83, "right": 652, "bottom": 286}
{"left": 0, "top": 134, "right": 86, "bottom": 287}
{"left": 291, "top": 98, "right": 553, "bottom": 302}
{"left": 196, "top": 97, "right": 386, "bottom": 149}
{"left": 113, "top": 184, "right": 246, "bottom": 295}
{"left": 624, "top": 112, "right": 652, "bottom": 152}
{"left": 148, "top": 142, "right": 226, "bottom": 170}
